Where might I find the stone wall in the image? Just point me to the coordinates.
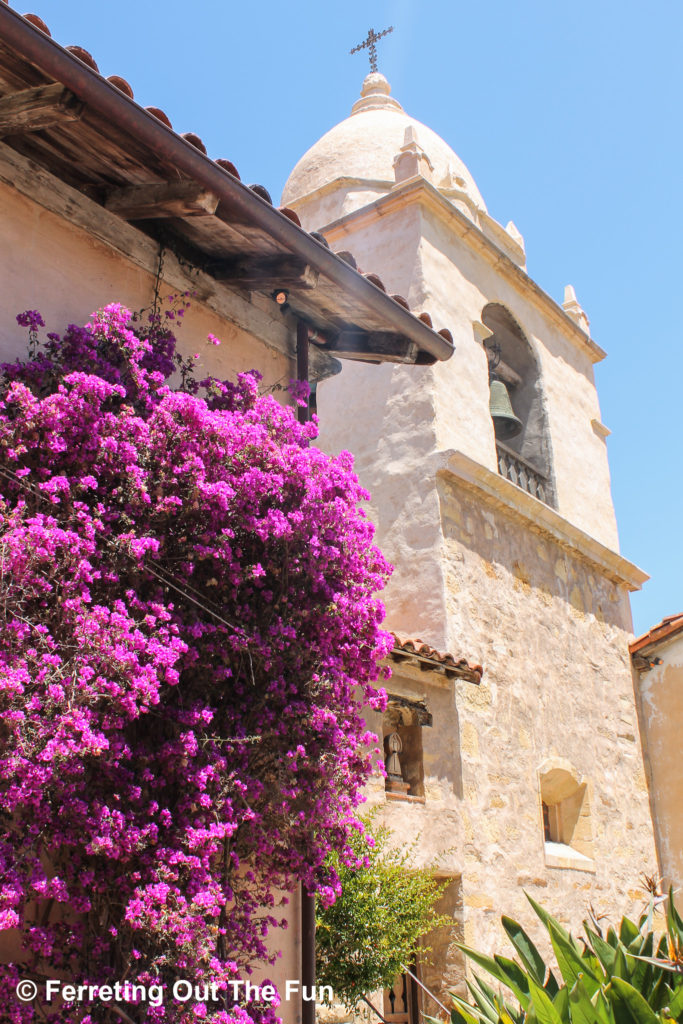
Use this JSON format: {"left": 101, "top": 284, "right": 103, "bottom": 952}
{"left": 438, "top": 475, "right": 657, "bottom": 959}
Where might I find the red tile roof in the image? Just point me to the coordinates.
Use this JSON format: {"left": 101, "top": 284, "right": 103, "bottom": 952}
{"left": 629, "top": 614, "right": 683, "bottom": 656}
{"left": 390, "top": 632, "right": 483, "bottom": 683}
{"left": 0, "top": 4, "right": 452, "bottom": 349}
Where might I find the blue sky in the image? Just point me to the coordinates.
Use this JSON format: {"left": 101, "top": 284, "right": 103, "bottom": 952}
{"left": 28, "top": 0, "right": 681, "bottom": 634}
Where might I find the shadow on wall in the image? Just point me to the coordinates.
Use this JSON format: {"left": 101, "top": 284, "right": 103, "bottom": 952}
{"left": 419, "top": 876, "right": 465, "bottom": 1014}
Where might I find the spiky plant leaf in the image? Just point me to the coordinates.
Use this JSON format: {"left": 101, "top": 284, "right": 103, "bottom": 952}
{"left": 548, "top": 919, "right": 602, "bottom": 995}
{"left": 467, "top": 978, "right": 502, "bottom": 1023}
{"left": 526, "top": 893, "right": 583, "bottom": 955}
{"left": 666, "top": 981, "right": 683, "bottom": 1021}
{"left": 527, "top": 976, "right": 564, "bottom": 1024}
{"left": 503, "top": 916, "right": 549, "bottom": 987}
{"left": 455, "top": 945, "right": 530, "bottom": 1009}
{"left": 568, "top": 975, "right": 613, "bottom": 1024}
{"left": 620, "top": 918, "right": 641, "bottom": 948}
{"left": 586, "top": 926, "right": 619, "bottom": 976}
{"left": 608, "top": 977, "right": 661, "bottom": 1024}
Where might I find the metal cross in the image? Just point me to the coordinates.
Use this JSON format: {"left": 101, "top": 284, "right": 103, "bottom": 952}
{"left": 350, "top": 26, "right": 394, "bottom": 73}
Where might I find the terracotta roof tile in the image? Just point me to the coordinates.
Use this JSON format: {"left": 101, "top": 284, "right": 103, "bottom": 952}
{"left": 145, "top": 106, "right": 173, "bottom": 129}
{"left": 248, "top": 184, "right": 273, "bottom": 204}
{"left": 107, "top": 75, "right": 133, "bottom": 99}
{"left": 181, "top": 131, "right": 207, "bottom": 155}
{"left": 2, "top": 3, "right": 455, "bottom": 352}
{"left": 23, "top": 12, "right": 49, "bottom": 35}
{"left": 215, "top": 158, "right": 240, "bottom": 179}
{"left": 364, "top": 272, "right": 386, "bottom": 291}
{"left": 336, "top": 250, "right": 357, "bottom": 269}
{"left": 390, "top": 632, "right": 483, "bottom": 683}
{"left": 65, "top": 44, "right": 98, "bottom": 72}
{"left": 630, "top": 614, "right": 683, "bottom": 656}
{"left": 278, "top": 206, "right": 301, "bottom": 227}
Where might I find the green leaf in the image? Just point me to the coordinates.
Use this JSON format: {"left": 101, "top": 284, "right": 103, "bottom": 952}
{"left": 553, "top": 986, "right": 570, "bottom": 1021}
{"left": 613, "top": 946, "right": 634, "bottom": 983}
{"left": 455, "top": 944, "right": 530, "bottom": 1009}
{"left": 650, "top": 974, "right": 674, "bottom": 1015}
{"left": 586, "top": 926, "right": 618, "bottom": 976}
{"left": 467, "top": 979, "right": 501, "bottom": 1023}
{"left": 526, "top": 892, "right": 583, "bottom": 954}
{"left": 608, "top": 977, "right": 661, "bottom": 1024}
{"left": 527, "top": 976, "right": 564, "bottom": 1024}
{"left": 499, "top": 1005, "right": 523, "bottom": 1024}
{"left": 548, "top": 920, "right": 602, "bottom": 995}
{"left": 475, "top": 972, "right": 506, "bottom": 1011}
{"left": 545, "top": 972, "right": 561, "bottom": 1000}
{"left": 503, "top": 915, "right": 548, "bottom": 987}
{"left": 568, "top": 976, "right": 610, "bottom": 1024}
{"left": 667, "top": 889, "right": 683, "bottom": 948}
{"left": 475, "top": 971, "right": 521, "bottom": 1022}
{"left": 629, "top": 932, "right": 654, "bottom": 994}
{"left": 450, "top": 997, "right": 488, "bottom": 1024}
{"left": 619, "top": 918, "right": 640, "bottom": 948}
{"left": 494, "top": 954, "right": 532, "bottom": 1008}
{"left": 667, "top": 982, "right": 683, "bottom": 1021}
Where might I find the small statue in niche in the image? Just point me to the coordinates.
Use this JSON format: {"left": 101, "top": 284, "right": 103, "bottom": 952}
{"left": 385, "top": 731, "right": 410, "bottom": 795}
{"left": 386, "top": 731, "right": 403, "bottom": 780}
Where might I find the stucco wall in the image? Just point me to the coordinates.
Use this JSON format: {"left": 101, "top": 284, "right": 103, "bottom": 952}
{"left": 317, "top": 359, "right": 450, "bottom": 647}
{"left": 636, "top": 633, "right": 683, "bottom": 890}
{"left": 0, "top": 163, "right": 293, "bottom": 392}
{"left": 316, "top": 188, "right": 619, "bottom": 554}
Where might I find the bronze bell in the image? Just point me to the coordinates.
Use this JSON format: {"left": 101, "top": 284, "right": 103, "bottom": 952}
{"left": 489, "top": 378, "right": 522, "bottom": 440}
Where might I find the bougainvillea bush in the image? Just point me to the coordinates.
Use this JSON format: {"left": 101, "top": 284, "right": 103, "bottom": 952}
{"left": 0, "top": 303, "right": 391, "bottom": 1023}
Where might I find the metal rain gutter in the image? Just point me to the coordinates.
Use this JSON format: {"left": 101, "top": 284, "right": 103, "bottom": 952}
{"left": 0, "top": 6, "right": 454, "bottom": 364}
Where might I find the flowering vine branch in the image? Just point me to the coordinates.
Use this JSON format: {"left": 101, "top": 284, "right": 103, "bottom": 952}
{"left": 0, "top": 302, "right": 391, "bottom": 1023}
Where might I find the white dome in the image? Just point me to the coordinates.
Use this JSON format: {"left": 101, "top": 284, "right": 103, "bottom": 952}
{"left": 281, "top": 73, "right": 486, "bottom": 218}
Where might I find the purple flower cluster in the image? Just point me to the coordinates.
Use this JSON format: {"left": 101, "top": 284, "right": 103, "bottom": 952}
{"left": 0, "top": 304, "right": 391, "bottom": 1022}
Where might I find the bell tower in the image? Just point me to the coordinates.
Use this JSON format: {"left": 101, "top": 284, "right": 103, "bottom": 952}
{"left": 282, "top": 71, "right": 657, "bottom": 984}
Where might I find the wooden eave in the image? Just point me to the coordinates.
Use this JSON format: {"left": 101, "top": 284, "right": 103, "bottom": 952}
{"left": 0, "top": 10, "right": 455, "bottom": 365}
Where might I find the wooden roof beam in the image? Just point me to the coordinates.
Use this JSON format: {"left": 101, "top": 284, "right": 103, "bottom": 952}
{"left": 0, "top": 82, "right": 84, "bottom": 135}
{"left": 322, "top": 331, "right": 421, "bottom": 364}
{"left": 104, "top": 181, "right": 219, "bottom": 220}
{"left": 207, "top": 254, "right": 319, "bottom": 291}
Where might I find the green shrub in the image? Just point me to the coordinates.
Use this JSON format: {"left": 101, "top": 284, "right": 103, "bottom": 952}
{"left": 316, "top": 816, "right": 450, "bottom": 1009}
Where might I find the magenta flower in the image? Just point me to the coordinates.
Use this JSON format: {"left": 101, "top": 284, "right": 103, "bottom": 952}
{"left": 0, "top": 301, "right": 392, "bottom": 1024}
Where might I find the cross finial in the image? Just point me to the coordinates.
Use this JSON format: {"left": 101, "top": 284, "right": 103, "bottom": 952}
{"left": 350, "top": 26, "right": 394, "bottom": 73}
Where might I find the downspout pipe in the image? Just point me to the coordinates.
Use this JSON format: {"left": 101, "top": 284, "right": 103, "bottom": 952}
{"left": 301, "top": 887, "right": 316, "bottom": 1024}
{"left": 296, "top": 315, "right": 316, "bottom": 1023}
{"left": 0, "top": 6, "right": 454, "bottom": 365}
{"left": 296, "top": 320, "right": 310, "bottom": 426}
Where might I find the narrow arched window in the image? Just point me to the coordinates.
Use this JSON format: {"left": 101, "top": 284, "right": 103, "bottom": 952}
{"left": 482, "top": 303, "right": 556, "bottom": 508}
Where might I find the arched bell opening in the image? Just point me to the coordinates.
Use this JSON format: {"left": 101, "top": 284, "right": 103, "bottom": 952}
{"left": 481, "top": 303, "right": 556, "bottom": 508}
